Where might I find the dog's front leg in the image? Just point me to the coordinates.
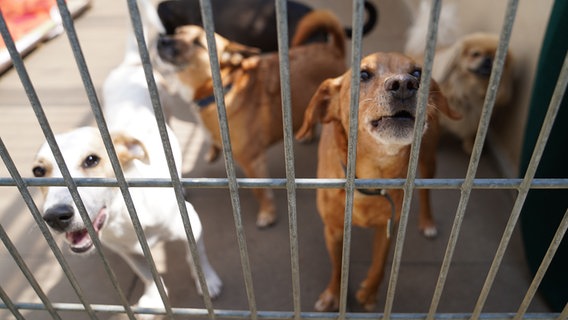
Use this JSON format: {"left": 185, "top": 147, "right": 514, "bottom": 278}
{"left": 118, "top": 252, "right": 167, "bottom": 311}
{"left": 239, "top": 154, "right": 277, "bottom": 228}
{"left": 355, "top": 225, "right": 391, "bottom": 311}
{"left": 315, "top": 225, "right": 343, "bottom": 312}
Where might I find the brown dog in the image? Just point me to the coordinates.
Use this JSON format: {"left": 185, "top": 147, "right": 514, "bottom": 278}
{"left": 157, "top": 10, "right": 346, "bottom": 227}
{"left": 433, "top": 33, "right": 514, "bottom": 153}
{"left": 295, "top": 52, "right": 460, "bottom": 311}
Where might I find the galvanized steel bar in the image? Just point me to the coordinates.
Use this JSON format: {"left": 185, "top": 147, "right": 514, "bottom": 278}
{"left": 0, "top": 222, "right": 61, "bottom": 319}
{"left": 3, "top": 177, "right": 568, "bottom": 190}
{"left": 472, "top": 40, "right": 568, "bottom": 319}
{"left": 428, "top": 1, "right": 519, "bottom": 318}
{"left": 0, "top": 8, "right": 112, "bottom": 319}
{"left": 274, "top": 0, "right": 302, "bottom": 318}
{"left": 514, "top": 209, "right": 568, "bottom": 320}
{"left": 383, "top": 0, "right": 442, "bottom": 318}
{"left": 338, "top": 0, "right": 365, "bottom": 317}
{"left": 54, "top": 0, "right": 171, "bottom": 318}
{"left": 198, "top": 0, "right": 258, "bottom": 318}
{"left": 125, "top": 0, "right": 216, "bottom": 316}
{"left": 0, "top": 286, "right": 24, "bottom": 320}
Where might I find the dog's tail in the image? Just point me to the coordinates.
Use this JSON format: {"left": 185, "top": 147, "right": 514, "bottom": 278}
{"left": 403, "top": 0, "right": 460, "bottom": 57}
{"left": 291, "top": 10, "right": 346, "bottom": 58}
{"left": 122, "top": 0, "right": 167, "bottom": 64}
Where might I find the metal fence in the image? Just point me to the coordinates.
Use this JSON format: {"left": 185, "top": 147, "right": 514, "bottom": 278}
{"left": 0, "top": 0, "right": 567, "bottom": 319}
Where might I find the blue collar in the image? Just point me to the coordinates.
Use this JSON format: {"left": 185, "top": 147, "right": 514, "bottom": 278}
{"left": 195, "top": 83, "right": 233, "bottom": 108}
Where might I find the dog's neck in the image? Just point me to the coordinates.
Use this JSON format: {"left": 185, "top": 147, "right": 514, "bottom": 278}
{"left": 193, "top": 67, "right": 238, "bottom": 107}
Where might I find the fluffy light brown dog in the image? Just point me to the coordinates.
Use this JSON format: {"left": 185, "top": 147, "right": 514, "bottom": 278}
{"left": 432, "top": 33, "right": 514, "bottom": 153}
{"left": 295, "top": 52, "right": 460, "bottom": 311}
{"left": 156, "top": 10, "right": 346, "bottom": 227}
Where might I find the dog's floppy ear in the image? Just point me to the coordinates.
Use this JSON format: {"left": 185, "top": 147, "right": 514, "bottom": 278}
{"left": 221, "top": 42, "right": 261, "bottom": 67}
{"left": 432, "top": 40, "right": 463, "bottom": 84}
{"left": 295, "top": 76, "right": 343, "bottom": 142}
{"left": 428, "top": 79, "right": 462, "bottom": 120}
{"left": 111, "top": 132, "right": 150, "bottom": 166}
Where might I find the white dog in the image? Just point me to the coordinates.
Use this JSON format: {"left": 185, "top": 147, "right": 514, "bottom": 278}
{"left": 32, "top": 0, "right": 221, "bottom": 311}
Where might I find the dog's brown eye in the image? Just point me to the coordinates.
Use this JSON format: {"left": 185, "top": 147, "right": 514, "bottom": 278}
{"left": 32, "top": 166, "right": 46, "bottom": 177}
{"left": 82, "top": 154, "right": 100, "bottom": 169}
{"left": 360, "top": 70, "right": 372, "bottom": 82}
{"left": 411, "top": 69, "right": 421, "bottom": 80}
{"left": 471, "top": 50, "right": 481, "bottom": 58}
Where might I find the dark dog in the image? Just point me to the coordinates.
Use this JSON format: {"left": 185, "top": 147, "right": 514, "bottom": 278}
{"left": 157, "top": 0, "right": 378, "bottom": 52}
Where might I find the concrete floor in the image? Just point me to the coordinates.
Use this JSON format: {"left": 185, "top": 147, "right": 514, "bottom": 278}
{"left": 0, "top": 0, "right": 552, "bottom": 319}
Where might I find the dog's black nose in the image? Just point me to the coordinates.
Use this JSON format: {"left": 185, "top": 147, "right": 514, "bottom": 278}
{"left": 43, "top": 204, "right": 74, "bottom": 231}
{"left": 385, "top": 74, "right": 419, "bottom": 100}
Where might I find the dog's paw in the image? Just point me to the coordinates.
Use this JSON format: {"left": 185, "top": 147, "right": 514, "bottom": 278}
{"left": 204, "top": 271, "right": 223, "bottom": 299}
{"left": 421, "top": 225, "right": 438, "bottom": 238}
{"left": 256, "top": 211, "right": 277, "bottom": 228}
{"left": 314, "top": 289, "right": 339, "bottom": 312}
{"left": 204, "top": 145, "right": 220, "bottom": 163}
{"left": 356, "top": 281, "right": 377, "bottom": 311}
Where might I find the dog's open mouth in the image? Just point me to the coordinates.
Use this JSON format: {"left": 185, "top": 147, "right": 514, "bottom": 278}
{"left": 66, "top": 207, "right": 107, "bottom": 253}
{"left": 370, "top": 110, "right": 415, "bottom": 128}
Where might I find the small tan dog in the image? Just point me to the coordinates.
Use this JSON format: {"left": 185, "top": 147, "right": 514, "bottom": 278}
{"left": 295, "top": 52, "right": 460, "bottom": 311}
{"left": 405, "top": 0, "right": 514, "bottom": 153}
{"left": 157, "top": 10, "right": 347, "bottom": 227}
{"left": 432, "top": 33, "right": 514, "bottom": 153}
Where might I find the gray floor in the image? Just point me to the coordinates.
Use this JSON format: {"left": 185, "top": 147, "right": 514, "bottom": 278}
{"left": 0, "top": 0, "right": 551, "bottom": 319}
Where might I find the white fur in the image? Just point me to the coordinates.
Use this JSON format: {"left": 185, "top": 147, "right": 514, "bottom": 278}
{"left": 35, "top": 0, "right": 221, "bottom": 313}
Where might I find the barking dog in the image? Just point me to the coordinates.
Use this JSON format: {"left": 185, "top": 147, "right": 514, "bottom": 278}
{"left": 157, "top": 10, "right": 347, "bottom": 227}
{"left": 32, "top": 0, "right": 221, "bottom": 311}
{"left": 295, "top": 52, "right": 460, "bottom": 311}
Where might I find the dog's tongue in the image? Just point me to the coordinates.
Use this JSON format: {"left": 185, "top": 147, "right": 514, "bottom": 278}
{"left": 66, "top": 208, "right": 107, "bottom": 253}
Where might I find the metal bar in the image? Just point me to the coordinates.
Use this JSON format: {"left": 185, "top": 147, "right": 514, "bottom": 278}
{"left": 0, "top": 137, "right": 97, "bottom": 318}
{"left": 53, "top": 0, "right": 170, "bottom": 318}
{"left": 338, "top": 0, "right": 365, "bottom": 317}
{"left": 428, "top": 1, "right": 519, "bottom": 318}
{"left": 514, "top": 209, "right": 568, "bottom": 320}
{"left": 0, "top": 302, "right": 562, "bottom": 320}
{"left": 198, "top": 0, "right": 258, "bottom": 318}
{"left": 3, "top": 177, "right": 568, "bottom": 190}
{"left": 472, "top": 38, "right": 568, "bottom": 319}
{"left": 384, "top": 0, "right": 442, "bottom": 318}
{"left": 274, "top": 0, "right": 301, "bottom": 319}
{"left": 0, "top": 223, "right": 61, "bottom": 320}
{"left": 125, "top": 0, "right": 216, "bottom": 317}
{"left": 0, "top": 286, "right": 25, "bottom": 320}
{"left": 0, "top": 8, "right": 110, "bottom": 320}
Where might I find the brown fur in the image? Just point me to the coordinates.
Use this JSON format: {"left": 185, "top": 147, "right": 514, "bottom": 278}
{"left": 295, "top": 52, "right": 460, "bottom": 311}
{"left": 417, "top": 33, "right": 514, "bottom": 153}
{"left": 158, "top": 10, "right": 347, "bottom": 227}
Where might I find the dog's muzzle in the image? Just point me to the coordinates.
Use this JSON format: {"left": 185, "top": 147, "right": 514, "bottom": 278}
{"left": 157, "top": 35, "right": 180, "bottom": 64}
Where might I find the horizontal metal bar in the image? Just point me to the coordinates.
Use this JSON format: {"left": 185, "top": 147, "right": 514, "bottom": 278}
{"left": 0, "top": 303, "right": 561, "bottom": 320}
{"left": 7, "top": 177, "right": 568, "bottom": 189}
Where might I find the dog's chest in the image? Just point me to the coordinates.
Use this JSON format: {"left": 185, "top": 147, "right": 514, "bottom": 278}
{"left": 351, "top": 190, "right": 402, "bottom": 227}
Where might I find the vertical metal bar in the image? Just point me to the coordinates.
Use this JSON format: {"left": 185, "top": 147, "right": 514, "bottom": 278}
{"left": 0, "top": 8, "right": 110, "bottom": 320}
{"left": 338, "top": 0, "right": 364, "bottom": 318}
{"left": 472, "top": 45, "right": 567, "bottom": 319}
{"left": 198, "top": 0, "right": 258, "bottom": 319}
{"left": 0, "top": 137, "right": 96, "bottom": 319}
{"left": 0, "top": 285, "right": 25, "bottom": 320}
{"left": 125, "top": 0, "right": 216, "bottom": 317}
{"left": 0, "top": 223, "right": 61, "bottom": 320}
{"left": 514, "top": 209, "right": 568, "bottom": 320}
{"left": 274, "top": 0, "right": 301, "bottom": 319}
{"left": 54, "top": 0, "right": 174, "bottom": 318}
{"left": 427, "top": 1, "right": 518, "bottom": 318}
{"left": 383, "top": 0, "right": 441, "bottom": 318}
